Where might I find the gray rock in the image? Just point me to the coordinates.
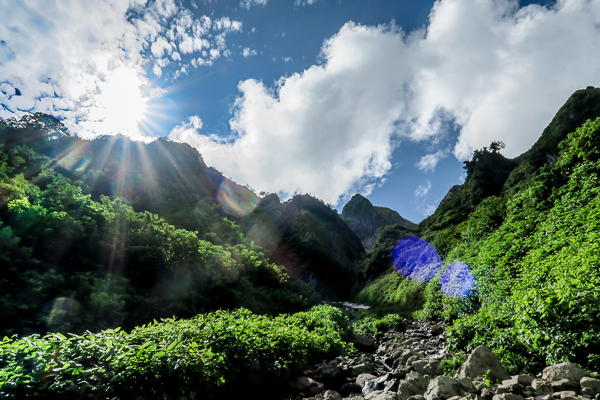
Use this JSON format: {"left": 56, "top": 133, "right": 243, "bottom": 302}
{"left": 494, "top": 386, "right": 513, "bottom": 395}
{"left": 551, "top": 379, "right": 578, "bottom": 392}
{"left": 365, "top": 390, "right": 401, "bottom": 400}
{"left": 480, "top": 387, "right": 494, "bottom": 399}
{"left": 407, "top": 396, "right": 427, "bottom": 400}
{"left": 353, "top": 363, "right": 375, "bottom": 377}
{"left": 399, "top": 382, "right": 425, "bottom": 400}
{"left": 424, "top": 375, "right": 464, "bottom": 400}
{"left": 385, "top": 379, "right": 400, "bottom": 393}
{"left": 412, "top": 360, "right": 429, "bottom": 375}
{"left": 394, "top": 366, "right": 413, "bottom": 379}
{"left": 542, "top": 364, "right": 585, "bottom": 386}
{"left": 454, "top": 346, "right": 511, "bottom": 383}
{"left": 352, "top": 333, "right": 378, "bottom": 353}
{"left": 357, "top": 373, "right": 378, "bottom": 387}
{"left": 406, "top": 356, "right": 420, "bottom": 367}
{"left": 425, "top": 361, "right": 442, "bottom": 376}
{"left": 502, "top": 379, "right": 520, "bottom": 390}
{"left": 556, "top": 391, "right": 577, "bottom": 399}
{"left": 473, "top": 381, "right": 489, "bottom": 393}
{"left": 457, "top": 378, "right": 478, "bottom": 394}
{"left": 534, "top": 396, "right": 551, "bottom": 400}
{"left": 581, "top": 377, "right": 600, "bottom": 393}
{"left": 492, "top": 395, "right": 524, "bottom": 400}
{"left": 532, "top": 379, "right": 553, "bottom": 394}
{"left": 290, "top": 376, "right": 325, "bottom": 395}
{"left": 513, "top": 375, "right": 535, "bottom": 386}
{"left": 406, "top": 371, "right": 429, "bottom": 392}
{"left": 324, "top": 389, "right": 343, "bottom": 400}
{"left": 401, "top": 350, "right": 419, "bottom": 365}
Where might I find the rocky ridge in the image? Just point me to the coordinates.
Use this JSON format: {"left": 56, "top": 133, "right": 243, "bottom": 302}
{"left": 285, "top": 320, "right": 600, "bottom": 400}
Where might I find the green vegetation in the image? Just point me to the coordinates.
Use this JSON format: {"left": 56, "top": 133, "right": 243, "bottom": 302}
{"left": 352, "top": 309, "right": 405, "bottom": 336}
{"left": 0, "top": 305, "right": 353, "bottom": 399}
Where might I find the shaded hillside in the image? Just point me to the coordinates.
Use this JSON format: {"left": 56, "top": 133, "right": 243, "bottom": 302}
{"left": 341, "top": 193, "right": 417, "bottom": 251}
{"left": 240, "top": 194, "right": 365, "bottom": 300}
{"left": 420, "top": 86, "right": 600, "bottom": 245}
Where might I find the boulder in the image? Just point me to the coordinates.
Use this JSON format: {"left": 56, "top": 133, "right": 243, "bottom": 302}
{"left": 492, "top": 394, "right": 523, "bottom": 400}
{"left": 339, "top": 382, "right": 362, "bottom": 397}
{"left": 531, "top": 379, "right": 553, "bottom": 394}
{"left": 406, "top": 356, "right": 420, "bottom": 367}
{"left": 365, "top": 390, "right": 401, "bottom": 400}
{"left": 581, "top": 377, "right": 600, "bottom": 394}
{"left": 352, "top": 363, "right": 375, "bottom": 377}
{"left": 394, "top": 366, "right": 413, "bottom": 379}
{"left": 425, "top": 361, "right": 442, "bottom": 376}
{"left": 541, "top": 363, "right": 585, "bottom": 386}
{"left": 406, "top": 371, "right": 429, "bottom": 392}
{"left": 318, "top": 362, "right": 342, "bottom": 380}
{"left": 407, "top": 396, "right": 427, "bottom": 400}
{"left": 424, "top": 376, "right": 464, "bottom": 400}
{"left": 550, "top": 379, "right": 578, "bottom": 391}
{"left": 290, "top": 376, "right": 325, "bottom": 395}
{"left": 457, "top": 378, "right": 478, "bottom": 394}
{"left": 454, "top": 346, "right": 511, "bottom": 383}
{"left": 351, "top": 333, "right": 378, "bottom": 353}
{"left": 323, "top": 389, "right": 343, "bottom": 400}
{"left": 513, "top": 375, "right": 535, "bottom": 386}
{"left": 399, "top": 382, "right": 425, "bottom": 400}
{"left": 357, "top": 373, "right": 379, "bottom": 386}
{"left": 385, "top": 379, "right": 400, "bottom": 393}
{"left": 556, "top": 391, "right": 577, "bottom": 399}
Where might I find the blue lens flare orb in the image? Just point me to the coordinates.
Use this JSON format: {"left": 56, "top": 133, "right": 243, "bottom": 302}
{"left": 392, "top": 237, "right": 442, "bottom": 282}
{"left": 440, "top": 261, "right": 476, "bottom": 298}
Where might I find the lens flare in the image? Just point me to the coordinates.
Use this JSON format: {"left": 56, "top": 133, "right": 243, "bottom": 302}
{"left": 56, "top": 144, "right": 92, "bottom": 172}
{"left": 217, "top": 180, "right": 259, "bottom": 217}
{"left": 46, "top": 297, "right": 80, "bottom": 331}
{"left": 392, "top": 237, "right": 442, "bottom": 282}
{"left": 441, "top": 261, "right": 476, "bottom": 297}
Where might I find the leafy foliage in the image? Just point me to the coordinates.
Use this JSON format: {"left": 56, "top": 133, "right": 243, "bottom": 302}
{"left": 0, "top": 305, "right": 353, "bottom": 399}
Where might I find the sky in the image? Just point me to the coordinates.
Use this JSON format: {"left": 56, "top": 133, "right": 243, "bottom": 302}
{"left": 2, "top": 0, "right": 600, "bottom": 223}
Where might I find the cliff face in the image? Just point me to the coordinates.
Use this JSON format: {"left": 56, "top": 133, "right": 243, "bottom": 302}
{"left": 341, "top": 194, "right": 417, "bottom": 251}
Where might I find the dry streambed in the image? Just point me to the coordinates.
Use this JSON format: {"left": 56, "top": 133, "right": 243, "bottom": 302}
{"left": 285, "top": 319, "right": 600, "bottom": 400}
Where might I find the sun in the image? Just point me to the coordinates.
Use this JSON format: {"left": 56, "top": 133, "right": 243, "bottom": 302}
{"left": 88, "top": 66, "right": 150, "bottom": 140}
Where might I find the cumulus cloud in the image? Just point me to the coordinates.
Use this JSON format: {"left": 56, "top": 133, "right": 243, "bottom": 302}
{"left": 0, "top": 0, "right": 241, "bottom": 138}
{"left": 172, "top": 0, "right": 600, "bottom": 205}
{"left": 240, "top": 0, "right": 268, "bottom": 9}
{"left": 417, "top": 150, "right": 447, "bottom": 172}
{"left": 243, "top": 48, "right": 257, "bottom": 58}
{"left": 415, "top": 180, "right": 432, "bottom": 197}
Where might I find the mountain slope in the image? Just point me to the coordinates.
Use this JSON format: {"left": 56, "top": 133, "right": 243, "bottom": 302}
{"left": 341, "top": 193, "right": 417, "bottom": 251}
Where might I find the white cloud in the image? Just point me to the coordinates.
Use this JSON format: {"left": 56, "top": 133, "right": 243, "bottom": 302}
{"left": 0, "top": 0, "right": 241, "bottom": 138}
{"left": 240, "top": 0, "right": 268, "bottom": 10}
{"left": 172, "top": 0, "right": 600, "bottom": 205}
{"left": 295, "top": 0, "right": 318, "bottom": 5}
{"left": 417, "top": 150, "right": 447, "bottom": 172}
{"left": 415, "top": 180, "right": 432, "bottom": 197}
{"left": 243, "top": 48, "right": 257, "bottom": 58}
{"left": 283, "top": 56, "right": 293, "bottom": 62}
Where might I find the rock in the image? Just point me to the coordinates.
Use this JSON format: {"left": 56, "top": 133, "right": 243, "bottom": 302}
{"left": 394, "top": 366, "right": 413, "bottom": 379}
{"left": 319, "top": 362, "right": 342, "bottom": 380}
{"left": 291, "top": 376, "right": 325, "bottom": 395}
{"left": 399, "top": 382, "right": 425, "bottom": 400}
{"left": 357, "top": 374, "right": 379, "bottom": 387}
{"left": 556, "top": 391, "right": 577, "bottom": 399}
{"left": 401, "top": 351, "right": 419, "bottom": 365}
{"left": 473, "top": 381, "right": 489, "bottom": 393}
{"left": 425, "top": 361, "right": 442, "bottom": 376}
{"left": 323, "top": 390, "right": 343, "bottom": 400}
{"left": 513, "top": 375, "right": 535, "bottom": 386}
{"left": 364, "top": 374, "right": 396, "bottom": 397}
{"left": 352, "top": 333, "right": 378, "bottom": 353}
{"left": 365, "top": 390, "right": 401, "bottom": 400}
{"left": 424, "top": 376, "right": 464, "bottom": 400}
{"left": 480, "top": 388, "right": 495, "bottom": 399}
{"left": 406, "top": 371, "right": 429, "bottom": 392}
{"left": 581, "top": 377, "right": 600, "bottom": 394}
{"left": 412, "top": 360, "right": 429, "bottom": 375}
{"left": 339, "top": 382, "right": 362, "bottom": 397}
{"left": 542, "top": 364, "right": 585, "bottom": 386}
{"left": 532, "top": 380, "right": 553, "bottom": 394}
{"left": 457, "top": 378, "right": 478, "bottom": 394}
{"left": 406, "top": 356, "right": 420, "bottom": 367}
{"left": 502, "top": 379, "right": 520, "bottom": 389}
{"left": 494, "top": 386, "right": 513, "bottom": 395}
{"left": 550, "top": 379, "right": 578, "bottom": 392}
{"left": 352, "top": 364, "right": 375, "bottom": 377}
{"left": 407, "top": 396, "right": 427, "bottom": 400}
{"left": 534, "top": 396, "right": 551, "bottom": 400}
{"left": 492, "top": 395, "right": 524, "bottom": 400}
{"left": 455, "top": 346, "right": 511, "bottom": 383}
{"left": 385, "top": 379, "right": 400, "bottom": 393}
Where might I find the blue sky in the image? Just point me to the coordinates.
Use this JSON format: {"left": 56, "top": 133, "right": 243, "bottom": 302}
{"left": 1, "top": 0, "right": 599, "bottom": 223}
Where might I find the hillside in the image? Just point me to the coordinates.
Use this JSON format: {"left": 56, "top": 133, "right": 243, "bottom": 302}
{"left": 341, "top": 193, "right": 418, "bottom": 251}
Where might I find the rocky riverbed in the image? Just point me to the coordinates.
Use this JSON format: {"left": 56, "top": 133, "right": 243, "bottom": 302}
{"left": 284, "top": 319, "right": 600, "bottom": 400}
